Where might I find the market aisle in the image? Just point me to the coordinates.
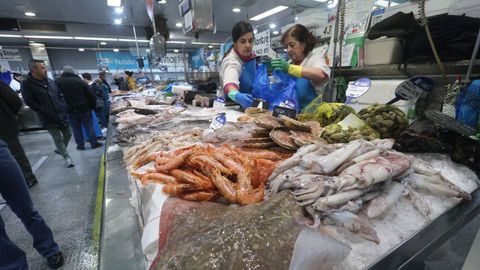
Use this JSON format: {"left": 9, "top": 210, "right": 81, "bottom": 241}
{"left": 1, "top": 130, "right": 103, "bottom": 270}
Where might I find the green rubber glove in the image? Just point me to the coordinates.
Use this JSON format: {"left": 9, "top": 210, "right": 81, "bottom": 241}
{"left": 271, "top": 58, "right": 290, "bottom": 72}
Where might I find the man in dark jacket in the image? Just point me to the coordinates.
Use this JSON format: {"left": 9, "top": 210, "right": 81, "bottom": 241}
{"left": 21, "top": 59, "right": 74, "bottom": 168}
{"left": 55, "top": 66, "right": 102, "bottom": 150}
{"left": 0, "top": 81, "right": 38, "bottom": 187}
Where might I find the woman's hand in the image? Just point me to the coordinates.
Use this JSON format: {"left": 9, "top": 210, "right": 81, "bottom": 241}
{"left": 271, "top": 58, "right": 290, "bottom": 72}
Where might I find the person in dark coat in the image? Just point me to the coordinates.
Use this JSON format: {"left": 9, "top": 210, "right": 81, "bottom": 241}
{"left": 81, "top": 73, "right": 107, "bottom": 129}
{"left": 21, "top": 59, "right": 74, "bottom": 167}
{"left": 55, "top": 66, "right": 102, "bottom": 150}
{"left": 99, "top": 71, "right": 111, "bottom": 121}
{"left": 0, "top": 139, "right": 64, "bottom": 269}
{"left": 0, "top": 81, "right": 38, "bottom": 187}
{"left": 112, "top": 72, "right": 129, "bottom": 91}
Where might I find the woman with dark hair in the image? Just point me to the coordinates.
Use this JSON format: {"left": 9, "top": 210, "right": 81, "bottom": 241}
{"left": 219, "top": 21, "right": 256, "bottom": 108}
{"left": 124, "top": 71, "right": 138, "bottom": 91}
{"left": 271, "top": 24, "right": 330, "bottom": 110}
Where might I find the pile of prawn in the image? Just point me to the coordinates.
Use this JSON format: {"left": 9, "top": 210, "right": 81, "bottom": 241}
{"left": 131, "top": 144, "right": 291, "bottom": 205}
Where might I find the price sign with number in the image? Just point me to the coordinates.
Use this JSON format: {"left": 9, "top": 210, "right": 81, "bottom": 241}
{"left": 387, "top": 76, "right": 435, "bottom": 105}
{"left": 208, "top": 113, "right": 226, "bottom": 131}
{"left": 345, "top": 78, "right": 371, "bottom": 103}
{"left": 213, "top": 97, "right": 225, "bottom": 110}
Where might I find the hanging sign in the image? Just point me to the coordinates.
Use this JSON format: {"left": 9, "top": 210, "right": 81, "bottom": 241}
{"left": 345, "top": 78, "right": 371, "bottom": 103}
{"left": 253, "top": 30, "right": 271, "bottom": 57}
{"left": 0, "top": 49, "right": 22, "bottom": 61}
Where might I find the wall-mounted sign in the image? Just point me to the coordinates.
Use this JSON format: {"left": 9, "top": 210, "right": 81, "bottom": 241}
{"left": 157, "top": 53, "right": 186, "bottom": 72}
{"left": 96, "top": 51, "right": 149, "bottom": 71}
{"left": 253, "top": 30, "right": 271, "bottom": 57}
{"left": 0, "top": 48, "right": 22, "bottom": 61}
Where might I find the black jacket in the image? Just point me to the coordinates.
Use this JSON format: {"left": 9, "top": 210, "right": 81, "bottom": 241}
{"left": 101, "top": 78, "right": 112, "bottom": 93}
{"left": 0, "top": 81, "right": 22, "bottom": 139}
{"left": 21, "top": 73, "right": 69, "bottom": 128}
{"left": 55, "top": 72, "right": 96, "bottom": 113}
{"left": 113, "top": 77, "right": 129, "bottom": 91}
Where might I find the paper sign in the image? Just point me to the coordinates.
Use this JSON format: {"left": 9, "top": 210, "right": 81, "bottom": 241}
{"left": 273, "top": 106, "right": 297, "bottom": 119}
{"left": 253, "top": 30, "right": 271, "bottom": 57}
{"left": 345, "top": 78, "right": 371, "bottom": 103}
{"left": 395, "top": 76, "right": 435, "bottom": 101}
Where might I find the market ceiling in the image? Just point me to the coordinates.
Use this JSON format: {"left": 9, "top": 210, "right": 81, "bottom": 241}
{"left": 0, "top": 0, "right": 326, "bottom": 49}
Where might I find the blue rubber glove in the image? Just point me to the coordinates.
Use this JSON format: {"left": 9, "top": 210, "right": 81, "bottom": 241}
{"left": 228, "top": 91, "right": 253, "bottom": 108}
{"left": 271, "top": 58, "right": 290, "bottom": 72}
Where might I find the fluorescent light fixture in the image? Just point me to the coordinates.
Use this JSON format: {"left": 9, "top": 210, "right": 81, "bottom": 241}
{"left": 78, "top": 48, "right": 85, "bottom": 52}
{"left": 250, "top": 5, "right": 288, "bottom": 21}
{"left": 167, "top": 40, "right": 186, "bottom": 44}
{"left": 114, "top": 18, "right": 122, "bottom": 24}
{"left": 272, "top": 30, "right": 279, "bottom": 35}
{"left": 115, "top": 7, "right": 123, "bottom": 14}
{"left": 295, "top": 16, "right": 298, "bottom": 21}
{"left": 175, "top": 22, "right": 183, "bottom": 28}
{"left": 25, "top": 12, "right": 36, "bottom": 16}
{"left": 327, "top": 0, "right": 338, "bottom": 9}
{"left": 107, "top": 0, "right": 121, "bottom": 7}
{"left": 118, "top": 39, "right": 149, "bottom": 42}
{"left": 24, "top": 35, "right": 73, "bottom": 39}
{"left": 208, "top": 45, "right": 213, "bottom": 48}
{"left": 0, "top": 34, "right": 22, "bottom": 38}
{"left": 38, "top": 47, "right": 45, "bottom": 51}
{"left": 253, "top": 28, "right": 258, "bottom": 34}
{"left": 191, "top": 41, "right": 209, "bottom": 45}
{"left": 269, "top": 23, "right": 276, "bottom": 29}
{"left": 75, "top": 37, "right": 118, "bottom": 41}
{"left": 314, "top": 0, "right": 329, "bottom": 2}
{"left": 146, "top": 49, "right": 151, "bottom": 52}
{"left": 113, "top": 48, "right": 119, "bottom": 52}
{"left": 174, "top": 49, "right": 179, "bottom": 53}
{"left": 100, "top": 42, "right": 107, "bottom": 45}
{"left": 232, "top": 8, "right": 241, "bottom": 13}
{"left": 158, "top": 0, "right": 167, "bottom": 4}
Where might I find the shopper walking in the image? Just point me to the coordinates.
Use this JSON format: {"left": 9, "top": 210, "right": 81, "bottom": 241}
{"left": 0, "top": 139, "right": 64, "bottom": 269}
{"left": 0, "top": 81, "right": 38, "bottom": 187}
{"left": 55, "top": 66, "right": 102, "bottom": 150}
{"left": 21, "top": 59, "right": 74, "bottom": 168}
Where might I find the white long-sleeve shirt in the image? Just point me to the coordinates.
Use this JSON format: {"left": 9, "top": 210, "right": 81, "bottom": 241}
{"left": 296, "top": 46, "right": 331, "bottom": 95}
{"left": 218, "top": 49, "right": 245, "bottom": 97}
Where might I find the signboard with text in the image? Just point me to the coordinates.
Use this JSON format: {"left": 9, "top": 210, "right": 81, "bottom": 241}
{"left": 157, "top": 53, "right": 186, "bottom": 72}
{"left": 96, "top": 51, "right": 149, "bottom": 71}
{"left": 0, "top": 48, "right": 22, "bottom": 61}
{"left": 253, "top": 30, "right": 271, "bottom": 57}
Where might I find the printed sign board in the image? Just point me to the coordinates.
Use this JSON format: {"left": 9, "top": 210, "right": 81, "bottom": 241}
{"left": 253, "top": 30, "right": 271, "bottom": 57}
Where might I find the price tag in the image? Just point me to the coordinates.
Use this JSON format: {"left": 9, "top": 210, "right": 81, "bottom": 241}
{"left": 345, "top": 78, "right": 371, "bottom": 103}
{"left": 272, "top": 99, "right": 297, "bottom": 118}
{"left": 252, "top": 99, "right": 269, "bottom": 110}
{"left": 387, "top": 76, "right": 435, "bottom": 105}
{"left": 273, "top": 106, "right": 297, "bottom": 118}
{"left": 213, "top": 97, "right": 225, "bottom": 109}
{"left": 208, "top": 113, "right": 226, "bottom": 130}
{"left": 396, "top": 76, "right": 435, "bottom": 100}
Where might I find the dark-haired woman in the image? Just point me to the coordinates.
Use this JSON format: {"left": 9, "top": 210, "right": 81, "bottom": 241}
{"left": 220, "top": 21, "right": 256, "bottom": 108}
{"left": 271, "top": 24, "right": 330, "bottom": 110}
{"left": 124, "top": 71, "right": 138, "bottom": 91}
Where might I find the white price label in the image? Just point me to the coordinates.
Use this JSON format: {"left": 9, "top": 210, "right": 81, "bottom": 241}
{"left": 213, "top": 97, "right": 225, "bottom": 110}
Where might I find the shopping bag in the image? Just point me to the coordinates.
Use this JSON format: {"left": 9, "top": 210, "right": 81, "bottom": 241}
{"left": 252, "top": 64, "right": 298, "bottom": 111}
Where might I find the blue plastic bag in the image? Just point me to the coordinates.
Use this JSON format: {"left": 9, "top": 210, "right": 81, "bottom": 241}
{"left": 456, "top": 79, "right": 480, "bottom": 129}
{"left": 252, "top": 64, "right": 297, "bottom": 111}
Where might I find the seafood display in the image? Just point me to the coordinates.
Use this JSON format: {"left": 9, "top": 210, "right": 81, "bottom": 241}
{"left": 130, "top": 144, "right": 290, "bottom": 204}
{"left": 106, "top": 92, "right": 480, "bottom": 270}
{"left": 267, "top": 139, "right": 476, "bottom": 244}
{"left": 358, "top": 104, "right": 408, "bottom": 138}
{"left": 298, "top": 102, "right": 356, "bottom": 126}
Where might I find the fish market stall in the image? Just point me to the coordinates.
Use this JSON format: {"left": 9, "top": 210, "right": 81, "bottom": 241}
{"left": 100, "top": 93, "right": 479, "bottom": 270}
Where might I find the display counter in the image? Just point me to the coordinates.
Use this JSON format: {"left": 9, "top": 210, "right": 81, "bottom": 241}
{"left": 99, "top": 96, "right": 479, "bottom": 270}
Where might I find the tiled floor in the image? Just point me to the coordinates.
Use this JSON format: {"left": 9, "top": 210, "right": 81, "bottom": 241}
{"left": 1, "top": 131, "right": 103, "bottom": 270}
